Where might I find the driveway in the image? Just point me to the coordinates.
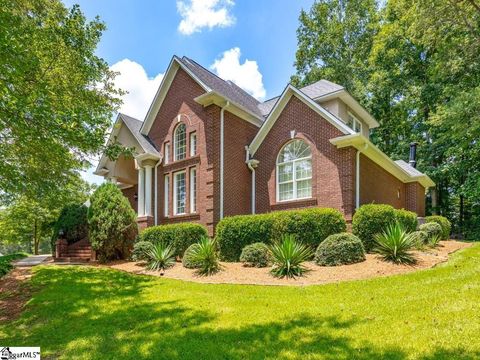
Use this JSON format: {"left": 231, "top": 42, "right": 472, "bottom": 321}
{"left": 15, "top": 255, "right": 50, "bottom": 267}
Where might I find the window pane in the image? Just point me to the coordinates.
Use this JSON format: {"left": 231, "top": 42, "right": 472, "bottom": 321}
{"left": 174, "top": 172, "right": 186, "bottom": 214}
{"left": 164, "top": 143, "right": 170, "bottom": 165}
{"left": 278, "top": 163, "right": 293, "bottom": 183}
{"left": 279, "top": 182, "right": 294, "bottom": 201}
{"left": 190, "top": 133, "right": 197, "bottom": 156}
{"left": 174, "top": 124, "right": 186, "bottom": 160}
{"left": 164, "top": 175, "right": 169, "bottom": 216}
{"left": 278, "top": 139, "right": 311, "bottom": 163}
{"left": 295, "top": 159, "right": 312, "bottom": 180}
{"left": 296, "top": 179, "right": 312, "bottom": 199}
{"left": 190, "top": 168, "right": 196, "bottom": 213}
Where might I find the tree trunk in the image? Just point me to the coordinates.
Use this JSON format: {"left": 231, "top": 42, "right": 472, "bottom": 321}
{"left": 33, "top": 219, "right": 39, "bottom": 255}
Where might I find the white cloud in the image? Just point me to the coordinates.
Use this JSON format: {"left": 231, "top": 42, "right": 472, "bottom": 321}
{"left": 177, "top": 0, "right": 235, "bottom": 35}
{"left": 210, "top": 47, "right": 266, "bottom": 100}
{"left": 110, "top": 59, "right": 164, "bottom": 120}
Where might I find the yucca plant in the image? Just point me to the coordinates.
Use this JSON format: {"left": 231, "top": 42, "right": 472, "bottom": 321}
{"left": 373, "top": 223, "right": 417, "bottom": 264}
{"left": 428, "top": 233, "right": 442, "bottom": 248}
{"left": 145, "top": 241, "right": 176, "bottom": 274}
{"left": 269, "top": 234, "right": 312, "bottom": 279}
{"left": 188, "top": 237, "right": 220, "bottom": 276}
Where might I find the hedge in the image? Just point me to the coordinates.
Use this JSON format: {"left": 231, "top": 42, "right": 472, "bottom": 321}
{"left": 425, "top": 215, "right": 451, "bottom": 240}
{"left": 216, "top": 208, "right": 346, "bottom": 261}
{"left": 51, "top": 203, "right": 88, "bottom": 253}
{"left": 139, "top": 223, "right": 208, "bottom": 258}
{"left": 395, "top": 209, "right": 418, "bottom": 233}
{"left": 315, "top": 233, "right": 365, "bottom": 266}
{"left": 0, "top": 253, "right": 28, "bottom": 278}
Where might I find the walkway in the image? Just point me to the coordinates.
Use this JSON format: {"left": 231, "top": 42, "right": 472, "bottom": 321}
{"left": 15, "top": 255, "right": 50, "bottom": 267}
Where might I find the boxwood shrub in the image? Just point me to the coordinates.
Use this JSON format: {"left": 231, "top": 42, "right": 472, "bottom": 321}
{"left": 139, "top": 223, "right": 208, "bottom": 258}
{"left": 395, "top": 209, "right": 418, "bottom": 233}
{"left": 182, "top": 243, "right": 202, "bottom": 269}
{"left": 315, "top": 233, "right": 365, "bottom": 266}
{"left": 425, "top": 215, "right": 451, "bottom": 240}
{"left": 240, "top": 242, "right": 270, "bottom": 267}
{"left": 419, "top": 222, "right": 442, "bottom": 240}
{"left": 411, "top": 230, "right": 429, "bottom": 248}
{"left": 216, "top": 208, "right": 346, "bottom": 261}
{"left": 131, "top": 241, "right": 154, "bottom": 261}
{"left": 352, "top": 204, "right": 397, "bottom": 252}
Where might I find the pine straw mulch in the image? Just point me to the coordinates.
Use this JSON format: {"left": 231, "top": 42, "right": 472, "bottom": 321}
{"left": 0, "top": 267, "right": 35, "bottom": 322}
{"left": 107, "top": 240, "right": 471, "bottom": 286}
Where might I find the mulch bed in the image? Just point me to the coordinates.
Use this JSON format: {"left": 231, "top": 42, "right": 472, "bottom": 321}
{"left": 0, "top": 267, "right": 34, "bottom": 322}
{"left": 107, "top": 240, "right": 471, "bottom": 286}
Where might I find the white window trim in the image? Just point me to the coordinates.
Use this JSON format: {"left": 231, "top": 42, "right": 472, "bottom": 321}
{"left": 164, "top": 175, "right": 170, "bottom": 217}
{"left": 347, "top": 112, "right": 362, "bottom": 133}
{"left": 190, "top": 132, "right": 197, "bottom": 157}
{"left": 275, "top": 141, "right": 313, "bottom": 203}
{"left": 173, "top": 171, "right": 186, "bottom": 215}
{"left": 174, "top": 123, "right": 186, "bottom": 161}
{"left": 190, "top": 167, "right": 197, "bottom": 213}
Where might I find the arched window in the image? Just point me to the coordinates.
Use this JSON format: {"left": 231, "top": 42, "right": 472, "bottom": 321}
{"left": 174, "top": 123, "right": 186, "bottom": 161}
{"left": 276, "top": 139, "right": 312, "bottom": 201}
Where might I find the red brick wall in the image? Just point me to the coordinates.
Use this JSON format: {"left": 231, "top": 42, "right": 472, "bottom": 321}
{"left": 359, "top": 154, "right": 406, "bottom": 209}
{"left": 254, "top": 95, "right": 356, "bottom": 220}
{"left": 121, "top": 185, "right": 138, "bottom": 213}
{"left": 405, "top": 182, "right": 426, "bottom": 216}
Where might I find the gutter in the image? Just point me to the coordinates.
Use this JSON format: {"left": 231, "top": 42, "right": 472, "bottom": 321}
{"left": 220, "top": 101, "right": 230, "bottom": 220}
{"left": 355, "top": 143, "right": 368, "bottom": 209}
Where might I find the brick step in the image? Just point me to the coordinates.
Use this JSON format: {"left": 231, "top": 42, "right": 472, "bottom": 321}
{"left": 54, "top": 257, "right": 91, "bottom": 263}
{"left": 67, "top": 249, "right": 91, "bottom": 252}
{"left": 66, "top": 252, "right": 91, "bottom": 257}
{"left": 68, "top": 246, "right": 91, "bottom": 250}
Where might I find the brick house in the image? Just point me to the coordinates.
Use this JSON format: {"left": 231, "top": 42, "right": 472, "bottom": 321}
{"left": 95, "top": 56, "right": 434, "bottom": 235}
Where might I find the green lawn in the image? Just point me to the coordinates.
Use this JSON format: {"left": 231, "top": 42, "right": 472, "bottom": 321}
{"left": 2, "top": 244, "right": 480, "bottom": 359}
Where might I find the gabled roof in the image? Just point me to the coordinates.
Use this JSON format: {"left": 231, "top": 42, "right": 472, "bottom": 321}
{"left": 329, "top": 133, "right": 435, "bottom": 188}
{"left": 249, "top": 84, "right": 355, "bottom": 156}
{"left": 299, "top": 79, "right": 344, "bottom": 99}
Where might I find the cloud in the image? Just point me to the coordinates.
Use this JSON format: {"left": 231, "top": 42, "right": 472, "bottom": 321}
{"left": 177, "top": 0, "right": 235, "bottom": 35}
{"left": 210, "top": 47, "right": 266, "bottom": 100}
{"left": 110, "top": 59, "right": 164, "bottom": 120}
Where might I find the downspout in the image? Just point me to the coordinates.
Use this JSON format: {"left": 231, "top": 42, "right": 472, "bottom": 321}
{"left": 245, "top": 146, "right": 259, "bottom": 214}
{"left": 220, "top": 101, "right": 230, "bottom": 220}
{"left": 154, "top": 159, "right": 162, "bottom": 225}
{"left": 355, "top": 143, "right": 369, "bottom": 209}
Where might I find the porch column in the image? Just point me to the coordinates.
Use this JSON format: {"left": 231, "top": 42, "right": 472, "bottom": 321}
{"left": 137, "top": 167, "right": 145, "bottom": 216}
{"left": 144, "top": 164, "right": 153, "bottom": 216}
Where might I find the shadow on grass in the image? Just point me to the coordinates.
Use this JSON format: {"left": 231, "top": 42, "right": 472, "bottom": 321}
{"left": 3, "top": 266, "right": 479, "bottom": 360}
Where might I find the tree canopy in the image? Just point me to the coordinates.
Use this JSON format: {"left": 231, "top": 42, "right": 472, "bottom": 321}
{"left": 293, "top": 0, "right": 480, "bottom": 238}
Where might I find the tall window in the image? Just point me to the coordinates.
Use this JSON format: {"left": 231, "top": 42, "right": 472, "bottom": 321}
{"left": 164, "top": 142, "right": 170, "bottom": 165}
{"left": 276, "top": 139, "right": 312, "bottom": 202}
{"left": 190, "top": 132, "right": 197, "bottom": 157}
{"left": 174, "top": 171, "right": 186, "bottom": 215}
{"left": 174, "top": 123, "right": 186, "bottom": 161}
{"left": 347, "top": 113, "right": 362, "bottom": 133}
{"left": 190, "top": 167, "right": 197, "bottom": 213}
{"left": 164, "top": 175, "right": 170, "bottom": 217}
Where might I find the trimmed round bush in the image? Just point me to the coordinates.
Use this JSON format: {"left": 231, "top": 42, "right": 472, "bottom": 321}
{"left": 182, "top": 243, "right": 202, "bottom": 269}
{"left": 88, "top": 183, "right": 138, "bottom": 262}
{"left": 139, "top": 223, "right": 208, "bottom": 258}
{"left": 395, "top": 209, "right": 418, "bottom": 233}
{"left": 352, "top": 204, "right": 396, "bottom": 252}
{"left": 240, "top": 243, "right": 270, "bottom": 267}
{"left": 51, "top": 203, "right": 89, "bottom": 253}
{"left": 216, "top": 208, "right": 346, "bottom": 261}
{"left": 425, "top": 216, "right": 451, "bottom": 240}
{"left": 132, "top": 241, "right": 154, "bottom": 261}
{"left": 315, "top": 233, "right": 366, "bottom": 266}
{"left": 419, "top": 222, "right": 442, "bottom": 240}
{"left": 411, "top": 230, "right": 429, "bottom": 247}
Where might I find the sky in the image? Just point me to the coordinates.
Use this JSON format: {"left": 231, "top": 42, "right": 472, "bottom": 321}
{"left": 62, "top": 0, "right": 315, "bottom": 184}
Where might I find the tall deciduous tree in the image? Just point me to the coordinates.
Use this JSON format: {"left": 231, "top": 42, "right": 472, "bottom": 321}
{"left": 0, "top": 0, "right": 121, "bottom": 200}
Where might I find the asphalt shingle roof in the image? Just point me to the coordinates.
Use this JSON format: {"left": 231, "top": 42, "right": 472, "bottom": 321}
{"left": 394, "top": 160, "right": 425, "bottom": 177}
{"left": 120, "top": 113, "right": 159, "bottom": 154}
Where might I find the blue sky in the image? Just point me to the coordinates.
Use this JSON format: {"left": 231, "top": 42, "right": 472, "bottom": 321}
{"left": 63, "top": 0, "right": 315, "bottom": 184}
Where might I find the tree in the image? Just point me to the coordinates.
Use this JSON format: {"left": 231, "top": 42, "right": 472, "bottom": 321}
{"left": 291, "top": 0, "right": 380, "bottom": 100}
{"left": 88, "top": 183, "right": 137, "bottom": 262}
{"left": 0, "top": 0, "right": 121, "bottom": 200}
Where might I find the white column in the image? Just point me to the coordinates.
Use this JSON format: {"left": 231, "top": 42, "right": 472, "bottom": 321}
{"left": 138, "top": 167, "right": 145, "bottom": 216}
{"left": 144, "top": 165, "right": 153, "bottom": 216}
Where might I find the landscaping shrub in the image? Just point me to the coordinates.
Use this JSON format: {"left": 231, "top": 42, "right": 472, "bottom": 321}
{"left": 185, "top": 237, "right": 220, "bottom": 276}
{"left": 132, "top": 241, "right": 154, "bottom": 261}
{"left": 373, "top": 223, "right": 416, "bottom": 264}
{"left": 269, "top": 235, "right": 312, "bottom": 278}
{"left": 394, "top": 209, "right": 418, "bottom": 233}
{"left": 182, "top": 243, "right": 202, "bottom": 269}
{"left": 419, "top": 222, "right": 442, "bottom": 241}
{"left": 315, "top": 233, "right": 365, "bottom": 266}
{"left": 240, "top": 243, "right": 270, "bottom": 268}
{"left": 51, "top": 203, "right": 88, "bottom": 253}
{"left": 139, "top": 223, "right": 207, "bottom": 258}
{"left": 145, "top": 242, "right": 176, "bottom": 273}
{"left": 88, "top": 183, "right": 138, "bottom": 262}
{"left": 216, "top": 208, "right": 346, "bottom": 261}
{"left": 352, "top": 204, "right": 397, "bottom": 252}
{"left": 0, "top": 253, "right": 28, "bottom": 278}
{"left": 425, "top": 216, "right": 451, "bottom": 240}
{"left": 411, "top": 230, "right": 429, "bottom": 248}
